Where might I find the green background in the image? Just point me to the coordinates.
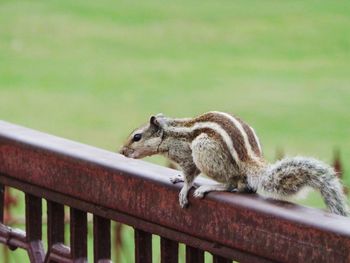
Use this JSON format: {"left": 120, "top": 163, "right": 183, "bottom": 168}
{"left": 1, "top": 0, "right": 349, "bottom": 262}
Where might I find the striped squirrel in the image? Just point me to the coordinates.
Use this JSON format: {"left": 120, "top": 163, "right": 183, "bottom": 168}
{"left": 119, "top": 111, "right": 348, "bottom": 216}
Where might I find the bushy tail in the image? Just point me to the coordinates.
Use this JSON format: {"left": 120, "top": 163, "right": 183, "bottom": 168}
{"left": 258, "top": 156, "right": 348, "bottom": 216}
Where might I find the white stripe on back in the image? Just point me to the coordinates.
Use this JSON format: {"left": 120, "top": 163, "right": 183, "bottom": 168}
{"left": 211, "top": 111, "right": 258, "bottom": 160}
{"left": 165, "top": 121, "right": 241, "bottom": 164}
{"left": 249, "top": 126, "right": 262, "bottom": 155}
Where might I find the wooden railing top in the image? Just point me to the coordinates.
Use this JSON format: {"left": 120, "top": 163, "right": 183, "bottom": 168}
{"left": 0, "top": 120, "right": 350, "bottom": 263}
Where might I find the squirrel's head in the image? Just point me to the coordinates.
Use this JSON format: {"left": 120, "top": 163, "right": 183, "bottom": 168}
{"left": 119, "top": 114, "right": 167, "bottom": 159}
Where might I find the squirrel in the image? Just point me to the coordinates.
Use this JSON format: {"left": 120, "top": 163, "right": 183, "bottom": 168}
{"left": 119, "top": 111, "right": 348, "bottom": 216}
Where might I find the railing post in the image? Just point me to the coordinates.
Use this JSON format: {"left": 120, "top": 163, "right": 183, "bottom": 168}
{"left": 93, "top": 215, "right": 111, "bottom": 263}
{"left": 25, "top": 193, "right": 45, "bottom": 263}
{"left": 186, "top": 246, "right": 204, "bottom": 263}
{"left": 213, "top": 255, "right": 232, "bottom": 263}
{"left": 46, "top": 201, "right": 65, "bottom": 250}
{"left": 70, "top": 208, "right": 87, "bottom": 262}
{"left": 160, "top": 237, "right": 178, "bottom": 263}
{"left": 0, "top": 183, "right": 4, "bottom": 223}
{"left": 135, "top": 228, "right": 152, "bottom": 263}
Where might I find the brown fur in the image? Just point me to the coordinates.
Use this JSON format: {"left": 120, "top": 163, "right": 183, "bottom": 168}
{"left": 182, "top": 112, "right": 250, "bottom": 161}
{"left": 164, "top": 127, "right": 239, "bottom": 170}
{"left": 236, "top": 117, "right": 262, "bottom": 156}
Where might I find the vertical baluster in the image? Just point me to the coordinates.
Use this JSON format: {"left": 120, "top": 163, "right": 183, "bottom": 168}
{"left": 93, "top": 215, "right": 111, "bottom": 263}
{"left": 47, "top": 201, "right": 65, "bottom": 249}
{"left": 186, "top": 246, "right": 204, "bottom": 263}
{"left": 160, "top": 237, "right": 178, "bottom": 263}
{"left": 0, "top": 185, "right": 9, "bottom": 263}
{"left": 134, "top": 228, "right": 152, "bottom": 263}
{"left": 26, "top": 194, "right": 42, "bottom": 240}
{"left": 70, "top": 208, "right": 87, "bottom": 262}
{"left": 0, "top": 184, "right": 4, "bottom": 223}
{"left": 213, "top": 255, "right": 232, "bottom": 263}
{"left": 25, "top": 193, "right": 45, "bottom": 263}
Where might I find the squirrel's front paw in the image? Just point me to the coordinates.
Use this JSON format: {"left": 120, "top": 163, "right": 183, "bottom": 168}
{"left": 179, "top": 189, "right": 189, "bottom": 208}
{"left": 170, "top": 174, "right": 184, "bottom": 184}
{"left": 193, "top": 187, "right": 206, "bottom": 199}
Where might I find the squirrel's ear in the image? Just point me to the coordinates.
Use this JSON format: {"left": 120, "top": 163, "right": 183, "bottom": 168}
{"left": 150, "top": 114, "right": 165, "bottom": 128}
{"left": 150, "top": 116, "right": 158, "bottom": 126}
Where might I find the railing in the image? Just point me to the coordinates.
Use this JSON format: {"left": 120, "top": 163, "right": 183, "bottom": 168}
{"left": 0, "top": 120, "right": 350, "bottom": 263}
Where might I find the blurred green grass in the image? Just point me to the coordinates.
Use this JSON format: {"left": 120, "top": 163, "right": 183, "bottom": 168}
{"left": 0, "top": 0, "right": 350, "bottom": 262}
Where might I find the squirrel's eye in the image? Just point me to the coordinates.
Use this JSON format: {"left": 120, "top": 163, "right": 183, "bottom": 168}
{"left": 133, "top": 133, "right": 142, "bottom": 142}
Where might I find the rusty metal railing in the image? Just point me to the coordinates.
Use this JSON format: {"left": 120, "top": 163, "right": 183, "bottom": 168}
{"left": 0, "top": 120, "right": 350, "bottom": 263}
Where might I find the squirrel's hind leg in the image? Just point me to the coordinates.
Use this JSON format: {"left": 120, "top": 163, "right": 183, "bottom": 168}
{"left": 190, "top": 134, "right": 255, "bottom": 200}
{"left": 191, "top": 133, "right": 240, "bottom": 184}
